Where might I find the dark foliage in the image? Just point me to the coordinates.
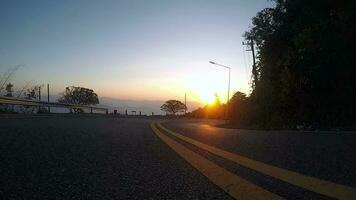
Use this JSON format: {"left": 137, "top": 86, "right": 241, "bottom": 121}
{"left": 245, "top": 0, "right": 356, "bottom": 129}
{"left": 161, "top": 100, "right": 187, "bottom": 115}
{"left": 5, "top": 83, "right": 13, "bottom": 97}
{"left": 20, "top": 86, "right": 40, "bottom": 114}
{"left": 58, "top": 86, "right": 99, "bottom": 113}
{"left": 191, "top": 0, "right": 356, "bottom": 129}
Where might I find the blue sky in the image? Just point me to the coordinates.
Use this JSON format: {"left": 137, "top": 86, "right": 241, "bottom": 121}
{"left": 0, "top": 0, "right": 273, "bottom": 103}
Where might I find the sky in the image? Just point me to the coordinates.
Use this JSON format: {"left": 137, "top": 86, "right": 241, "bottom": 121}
{"left": 0, "top": 0, "right": 274, "bottom": 105}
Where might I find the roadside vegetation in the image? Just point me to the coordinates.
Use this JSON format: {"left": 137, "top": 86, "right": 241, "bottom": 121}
{"left": 0, "top": 84, "right": 99, "bottom": 114}
{"left": 58, "top": 86, "right": 99, "bottom": 113}
{"left": 160, "top": 100, "right": 187, "bottom": 115}
{"left": 189, "top": 0, "right": 356, "bottom": 130}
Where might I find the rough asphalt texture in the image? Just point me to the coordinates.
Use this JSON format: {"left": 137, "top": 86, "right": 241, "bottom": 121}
{"left": 163, "top": 119, "right": 356, "bottom": 187}
{"left": 0, "top": 117, "right": 233, "bottom": 200}
{"left": 157, "top": 125, "right": 331, "bottom": 199}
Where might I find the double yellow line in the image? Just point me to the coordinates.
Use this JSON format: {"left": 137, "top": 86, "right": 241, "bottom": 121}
{"left": 151, "top": 122, "right": 356, "bottom": 200}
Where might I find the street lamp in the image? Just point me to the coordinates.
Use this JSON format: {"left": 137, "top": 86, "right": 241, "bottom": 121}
{"left": 209, "top": 61, "right": 231, "bottom": 123}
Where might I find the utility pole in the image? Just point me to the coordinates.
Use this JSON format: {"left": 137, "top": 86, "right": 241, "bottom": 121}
{"left": 249, "top": 39, "right": 256, "bottom": 71}
{"left": 227, "top": 68, "right": 231, "bottom": 121}
{"left": 47, "top": 84, "right": 50, "bottom": 113}
{"left": 243, "top": 38, "right": 257, "bottom": 89}
{"left": 184, "top": 93, "right": 187, "bottom": 115}
{"left": 209, "top": 61, "right": 231, "bottom": 123}
{"left": 38, "top": 86, "right": 41, "bottom": 101}
{"left": 38, "top": 86, "right": 41, "bottom": 112}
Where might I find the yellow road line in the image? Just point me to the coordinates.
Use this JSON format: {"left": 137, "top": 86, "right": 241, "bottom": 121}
{"left": 157, "top": 122, "right": 356, "bottom": 200}
{"left": 151, "top": 122, "right": 283, "bottom": 200}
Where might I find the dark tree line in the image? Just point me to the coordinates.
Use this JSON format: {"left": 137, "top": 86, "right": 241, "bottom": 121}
{"left": 191, "top": 0, "right": 356, "bottom": 129}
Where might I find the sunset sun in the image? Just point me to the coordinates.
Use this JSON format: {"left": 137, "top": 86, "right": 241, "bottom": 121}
{"left": 200, "top": 93, "right": 216, "bottom": 105}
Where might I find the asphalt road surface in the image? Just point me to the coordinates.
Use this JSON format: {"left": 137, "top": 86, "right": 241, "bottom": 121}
{"left": 162, "top": 119, "right": 356, "bottom": 199}
{"left": 1, "top": 116, "right": 355, "bottom": 199}
{"left": 163, "top": 119, "right": 356, "bottom": 187}
{"left": 0, "top": 117, "right": 232, "bottom": 200}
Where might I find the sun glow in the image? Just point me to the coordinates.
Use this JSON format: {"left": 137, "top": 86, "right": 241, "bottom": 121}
{"left": 181, "top": 64, "right": 228, "bottom": 105}
{"left": 199, "top": 91, "right": 216, "bottom": 105}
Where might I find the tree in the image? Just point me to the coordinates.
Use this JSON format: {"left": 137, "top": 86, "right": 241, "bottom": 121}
{"left": 205, "top": 94, "right": 224, "bottom": 119}
{"left": 189, "top": 0, "right": 356, "bottom": 129}
{"left": 0, "top": 83, "right": 15, "bottom": 113}
{"left": 243, "top": 0, "right": 356, "bottom": 128}
{"left": 25, "top": 86, "right": 39, "bottom": 100}
{"left": 5, "top": 83, "right": 13, "bottom": 97}
{"left": 160, "top": 100, "right": 187, "bottom": 115}
{"left": 20, "top": 86, "right": 40, "bottom": 114}
{"left": 58, "top": 86, "right": 99, "bottom": 113}
{"left": 212, "top": 93, "right": 221, "bottom": 106}
{"left": 229, "top": 91, "right": 255, "bottom": 127}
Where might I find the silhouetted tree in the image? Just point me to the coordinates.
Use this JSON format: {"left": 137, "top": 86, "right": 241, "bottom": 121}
{"left": 0, "top": 83, "right": 15, "bottom": 113}
{"left": 191, "top": 0, "right": 356, "bottom": 129}
{"left": 213, "top": 93, "right": 221, "bottom": 106}
{"left": 58, "top": 86, "right": 99, "bottom": 113}
{"left": 5, "top": 83, "right": 13, "bottom": 97}
{"left": 229, "top": 91, "right": 256, "bottom": 127}
{"left": 25, "top": 86, "right": 38, "bottom": 100}
{"left": 205, "top": 94, "right": 225, "bottom": 119}
{"left": 161, "top": 100, "right": 187, "bottom": 115}
{"left": 187, "top": 94, "right": 226, "bottom": 119}
{"left": 240, "top": 0, "right": 356, "bottom": 129}
{"left": 19, "top": 86, "right": 40, "bottom": 114}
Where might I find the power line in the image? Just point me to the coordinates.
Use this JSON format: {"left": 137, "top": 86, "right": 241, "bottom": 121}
{"left": 184, "top": 93, "right": 187, "bottom": 114}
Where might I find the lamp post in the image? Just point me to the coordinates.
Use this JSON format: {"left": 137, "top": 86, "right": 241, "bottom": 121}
{"left": 209, "top": 61, "right": 231, "bottom": 123}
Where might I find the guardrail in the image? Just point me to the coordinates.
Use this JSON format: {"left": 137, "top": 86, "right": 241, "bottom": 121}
{"left": 0, "top": 96, "right": 108, "bottom": 114}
